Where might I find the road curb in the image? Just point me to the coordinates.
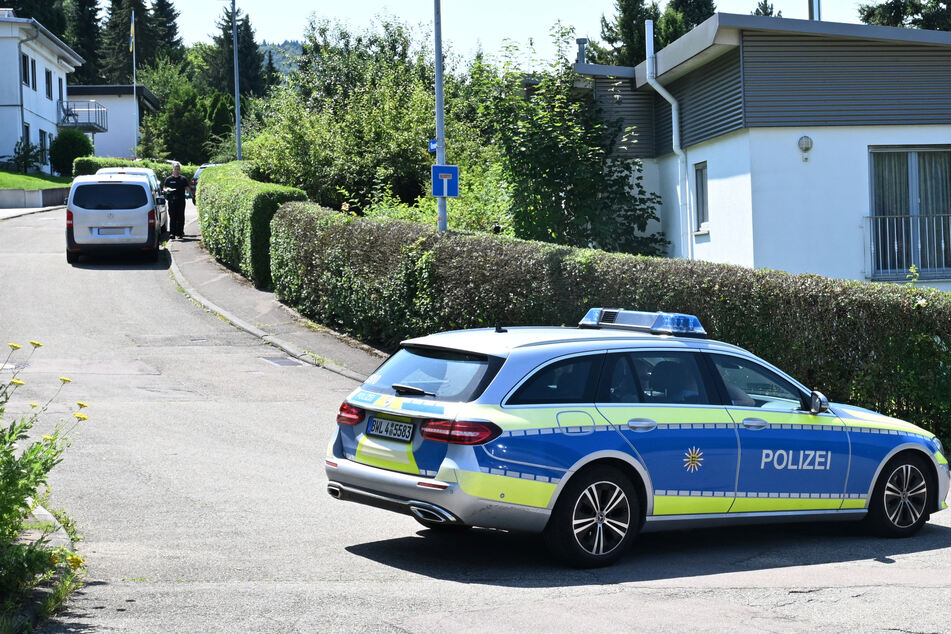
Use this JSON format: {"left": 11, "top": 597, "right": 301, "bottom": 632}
{"left": 166, "top": 247, "right": 369, "bottom": 383}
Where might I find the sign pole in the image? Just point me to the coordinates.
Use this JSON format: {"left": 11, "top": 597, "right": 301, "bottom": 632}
{"left": 434, "top": 0, "right": 447, "bottom": 232}
{"left": 232, "top": 0, "right": 243, "bottom": 160}
{"left": 131, "top": 10, "right": 138, "bottom": 158}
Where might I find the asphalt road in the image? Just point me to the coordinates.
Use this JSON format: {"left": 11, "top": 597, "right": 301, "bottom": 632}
{"left": 1, "top": 209, "right": 950, "bottom": 633}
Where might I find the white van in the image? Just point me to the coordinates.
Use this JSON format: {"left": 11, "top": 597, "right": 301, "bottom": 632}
{"left": 66, "top": 174, "right": 163, "bottom": 264}
{"left": 95, "top": 166, "right": 168, "bottom": 231}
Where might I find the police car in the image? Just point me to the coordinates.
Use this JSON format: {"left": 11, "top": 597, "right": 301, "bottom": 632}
{"left": 325, "top": 309, "right": 950, "bottom": 567}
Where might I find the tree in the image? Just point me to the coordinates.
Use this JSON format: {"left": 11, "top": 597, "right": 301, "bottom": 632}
{"left": 153, "top": 82, "right": 210, "bottom": 165}
{"left": 9, "top": 1, "right": 66, "bottom": 39}
{"left": 656, "top": 7, "right": 688, "bottom": 46}
{"left": 199, "top": 7, "right": 265, "bottom": 97}
{"left": 99, "top": 0, "right": 156, "bottom": 84}
{"left": 135, "top": 114, "right": 168, "bottom": 160}
{"left": 64, "top": 0, "right": 101, "bottom": 84}
{"left": 49, "top": 128, "right": 93, "bottom": 176}
{"left": 859, "top": 0, "right": 951, "bottom": 30}
{"left": 150, "top": 0, "right": 184, "bottom": 62}
{"left": 667, "top": 0, "right": 717, "bottom": 28}
{"left": 588, "top": 0, "right": 660, "bottom": 66}
{"left": 264, "top": 50, "right": 279, "bottom": 89}
{"left": 753, "top": 1, "right": 782, "bottom": 17}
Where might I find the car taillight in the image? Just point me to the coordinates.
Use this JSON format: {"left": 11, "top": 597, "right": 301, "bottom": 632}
{"left": 336, "top": 402, "right": 364, "bottom": 426}
{"left": 66, "top": 209, "right": 73, "bottom": 227}
{"left": 420, "top": 420, "right": 502, "bottom": 445}
{"left": 147, "top": 209, "right": 155, "bottom": 227}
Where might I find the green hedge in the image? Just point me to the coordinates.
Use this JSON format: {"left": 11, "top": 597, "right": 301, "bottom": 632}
{"left": 72, "top": 156, "right": 197, "bottom": 182}
{"left": 271, "top": 201, "right": 951, "bottom": 444}
{"left": 196, "top": 162, "right": 306, "bottom": 288}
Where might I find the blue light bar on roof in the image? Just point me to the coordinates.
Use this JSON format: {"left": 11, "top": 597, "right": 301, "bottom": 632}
{"left": 579, "top": 308, "right": 707, "bottom": 338}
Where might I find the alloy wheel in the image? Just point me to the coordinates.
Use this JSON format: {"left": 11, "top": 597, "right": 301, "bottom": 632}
{"left": 571, "top": 480, "right": 631, "bottom": 556}
{"left": 883, "top": 463, "right": 928, "bottom": 529}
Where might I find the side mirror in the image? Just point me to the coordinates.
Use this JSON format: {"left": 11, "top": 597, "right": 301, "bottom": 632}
{"left": 156, "top": 196, "right": 166, "bottom": 205}
{"left": 809, "top": 390, "right": 829, "bottom": 415}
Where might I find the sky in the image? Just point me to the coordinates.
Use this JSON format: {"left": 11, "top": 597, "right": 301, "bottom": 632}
{"left": 169, "top": 0, "right": 866, "bottom": 60}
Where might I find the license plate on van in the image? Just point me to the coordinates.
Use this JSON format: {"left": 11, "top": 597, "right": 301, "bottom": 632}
{"left": 97, "top": 227, "right": 126, "bottom": 236}
{"left": 367, "top": 417, "right": 414, "bottom": 442}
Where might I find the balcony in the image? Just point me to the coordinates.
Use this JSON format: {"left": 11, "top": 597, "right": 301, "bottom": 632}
{"left": 57, "top": 99, "right": 107, "bottom": 133}
{"left": 867, "top": 214, "right": 951, "bottom": 281}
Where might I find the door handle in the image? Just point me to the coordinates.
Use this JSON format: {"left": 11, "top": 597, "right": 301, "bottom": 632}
{"left": 742, "top": 417, "right": 768, "bottom": 430}
{"left": 627, "top": 418, "right": 657, "bottom": 432}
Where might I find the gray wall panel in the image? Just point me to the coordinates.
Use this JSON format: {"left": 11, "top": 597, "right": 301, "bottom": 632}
{"left": 743, "top": 32, "right": 951, "bottom": 126}
{"left": 593, "top": 77, "right": 654, "bottom": 158}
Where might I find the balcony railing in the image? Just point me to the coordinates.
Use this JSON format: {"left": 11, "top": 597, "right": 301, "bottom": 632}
{"left": 57, "top": 99, "right": 107, "bottom": 133}
{"left": 867, "top": 214, "right": 951, "bottom": 281}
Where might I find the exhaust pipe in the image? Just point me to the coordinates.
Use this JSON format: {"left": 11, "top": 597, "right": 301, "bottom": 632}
{"left": 327, "top": 483, "right": 342, "bottom": 499}
{"left": 409, "top": 502, "right": 457, "bottom": 524}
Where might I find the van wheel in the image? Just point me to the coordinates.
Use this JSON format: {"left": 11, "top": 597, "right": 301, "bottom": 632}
{"left": 543, "top": 465, "right": 639, "bottom": 567}
{"left": 66, "top": 250, "right": 78, "bottom": 264}
{"left": 866, "top": 453, "right": 932, "bottom": 537}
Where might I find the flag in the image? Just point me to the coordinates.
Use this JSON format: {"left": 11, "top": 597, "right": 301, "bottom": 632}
{"left": 129, "top": 11, "right": 134, "bottom": 52}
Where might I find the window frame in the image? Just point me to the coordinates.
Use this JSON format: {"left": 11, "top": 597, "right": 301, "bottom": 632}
{"left": 21, "top": 54, "right": 29, "bottom": 86}
{"left": 596, "top": 349, "right": 717, "bottom": 406}
{"left": 694, "top": 161, "right": 709, "bottom": 231}
{"left": 22, "top": 122, "right": 29, "bottom": 144}
{"left": 30, "top": 59, "right": 36, "bottom": 91}
{"left": 57, "top": 76, "right": 63, "bottom": 102}
{"left": 38, "top": 130, "right": 47, "bottom": 164}
{"left": 702, "top": 352, "right": 808, "bottom": 412}
{"left": 45, "top": 69, "right": 52, "bottom": 100}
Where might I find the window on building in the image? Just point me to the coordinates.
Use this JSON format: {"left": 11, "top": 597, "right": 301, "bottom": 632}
{"left": 31, "top": 59, "right": 36, "bottom": 91}
{"left": 45, "top": 69, "right": 52, "bottom": 100}
{"left": 869, "top": 147, "right": 951, "bottom": 277}
{"left": 23, "top": 123, "right": 30, "bottom": 143}
{"left": 39, "top": 130, "right": 47, "bottom": 164}
{"left": 21, "top": 54, "right": 29, "bottom": 85}
{"left": 695, "top": 161, "right": 709, "bottom": 229}
{"left": 58, "top": 77, "right": 63, "bottom": 102}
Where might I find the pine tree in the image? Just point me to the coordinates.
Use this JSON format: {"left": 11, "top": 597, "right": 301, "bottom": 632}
{"left": 588, "top": 0, "right": 660, "bottom": 66}
{"left": 150, "top": 0, "right": 184, "bottom": 62}
{"left": 859, "top": 0, "right": 951, "bottom": 30}
{"left": 667, "top": 0, "right": 717, "bottom": 28}
{"left": 753, "top": 1, "right": 781, "bottom": 17}
{"left": 199, "top": 7, "right": 265, "bottom": 97}
{"left": 64, "top": 0, "right": 101, "bottom": 84}
{"left": 264, "top": 50, "right": 279, "bottom": 88}
{"left": 99, "top": 0, "right": 156, "bottom": 84}
{"left": 10, "top": 1, "right": 67, "bottom": 39}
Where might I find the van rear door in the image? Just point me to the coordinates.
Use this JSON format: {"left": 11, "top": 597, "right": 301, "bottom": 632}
{"left": 70, "top": 183, "right": 151, "bottom": 245}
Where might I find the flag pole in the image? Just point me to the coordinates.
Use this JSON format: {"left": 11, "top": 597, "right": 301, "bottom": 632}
{"left": 131, "top": 10, "right": 138, "bottom": 158}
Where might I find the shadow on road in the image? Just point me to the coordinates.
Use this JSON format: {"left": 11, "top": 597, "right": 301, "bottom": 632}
{"left": 345, "top": 520, "right": 951, "bottom": 587}
{"left": 69, "top": 251, "right": 172, "bottom": 272}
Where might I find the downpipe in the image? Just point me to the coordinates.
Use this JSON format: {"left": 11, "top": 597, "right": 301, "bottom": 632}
{"left": 645, "top": 20, "right": 693, "bottom": 260}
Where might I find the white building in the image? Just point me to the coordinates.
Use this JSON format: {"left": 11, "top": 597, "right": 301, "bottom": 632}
{"left": 577, "top": 13, "right": 951, "bottom": 290}
{"left": 66, "top": 85, "right": 159, "bottom": 160}
{"left": 0, "top": 9, "right": 85, "bottom": 174}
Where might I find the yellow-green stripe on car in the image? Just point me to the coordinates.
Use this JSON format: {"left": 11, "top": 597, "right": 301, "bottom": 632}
{"left": 355, "top": 435, "right": 420, "bottom": 475}
{"left": 453, "top": 469, "right": 557, "bottom": 508}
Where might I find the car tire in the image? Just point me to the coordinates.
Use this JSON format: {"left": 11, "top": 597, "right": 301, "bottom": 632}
{"left": 66, "top": 250, "right": 78, "bottom": 264}
{"left": 543, "top": 465, "right": 639, "bottom": 568}
{"left": 414, "top": 517, "right": 472, "bottom": 532}
{"left": 866, "top": 452, "right": 932, "bottom": 537}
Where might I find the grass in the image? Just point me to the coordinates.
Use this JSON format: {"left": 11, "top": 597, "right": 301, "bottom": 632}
{"left": 0, "top": 171, "right": 71, "bottom": 190}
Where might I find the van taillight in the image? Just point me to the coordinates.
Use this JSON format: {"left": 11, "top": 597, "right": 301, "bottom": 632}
{"left": 420, "top": 420, "right": 502, "bottom": 445}
{"left": 66, "top": 209, "right": 73, "bottom": 227}
{"left": 337, "top": 402, "right": 364, "bottom": 426}
{"left": 147, "top": 209, "right": 155, "bottom": 227}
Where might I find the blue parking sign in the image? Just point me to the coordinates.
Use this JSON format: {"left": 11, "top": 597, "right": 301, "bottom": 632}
{"left": 431, "top": 165, "right": 460, "bottom": 198}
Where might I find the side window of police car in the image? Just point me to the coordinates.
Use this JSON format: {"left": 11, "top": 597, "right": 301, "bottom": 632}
{"left": 709, "top": 354, "right": 805, "bottom": 411}
{"left": 508, "top": 354, "right": 602, "bottom": 405}
{"left": 598, "top": 352, "right": 710, "bottom": 405}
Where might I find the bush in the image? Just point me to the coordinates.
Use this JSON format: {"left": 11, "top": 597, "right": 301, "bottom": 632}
{"left": 271, "top": 202, "right": 951, "bottom": 445}
{"left": 72, "top": 157, "right": 198, "bottom": 182}
{"left": 49, "top": 129, "right": 93, "bottom": 176}
{"left": 197, "top": 162, "right": 306, "bottom": 288}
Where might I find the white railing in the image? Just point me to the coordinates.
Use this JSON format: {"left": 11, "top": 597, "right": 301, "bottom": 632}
{"left": 867, "top": 214, "right": 951, "bottom": 281}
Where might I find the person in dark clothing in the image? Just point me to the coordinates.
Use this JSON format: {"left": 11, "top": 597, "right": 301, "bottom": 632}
{"left": 163, "top": 163, "right": 193, "bottom": 239}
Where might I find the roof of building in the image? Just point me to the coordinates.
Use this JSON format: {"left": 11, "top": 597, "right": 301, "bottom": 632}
{"left": 0, "top": 14, "right": 84, "bottom": 68}
{"left": 66, "top": 85, "right": 161, "bottom": 112}
{"left": 576, "top": 12, "right": 951, "bottom": 87}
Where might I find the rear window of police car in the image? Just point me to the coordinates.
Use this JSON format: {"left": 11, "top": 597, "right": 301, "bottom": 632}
{"left": 73, "top": 184, "right": 148, "bottom": 210}
{"left": 363, "top": 346, "right": 504, "bottom": 402}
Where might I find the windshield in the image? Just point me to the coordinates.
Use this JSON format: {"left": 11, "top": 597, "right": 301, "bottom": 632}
{"left": 72, "top": 184, "right": 148, "bottom": 210}
{"left": 362, "top": 346, "right": 504, "bottom": 402}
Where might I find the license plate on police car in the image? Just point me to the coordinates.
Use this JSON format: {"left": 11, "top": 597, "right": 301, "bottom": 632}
{"left": 367, "top": 417, "right": 414, "bottom": 442}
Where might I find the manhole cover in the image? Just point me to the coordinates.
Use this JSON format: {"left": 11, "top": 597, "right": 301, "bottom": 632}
{"left": 260, "top": 356, "right": 303, "bottom": 367}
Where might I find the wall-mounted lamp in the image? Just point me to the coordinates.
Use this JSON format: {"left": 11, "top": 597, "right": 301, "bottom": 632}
{"left": 798, "top": 135, "right": 813, "bottom": 162}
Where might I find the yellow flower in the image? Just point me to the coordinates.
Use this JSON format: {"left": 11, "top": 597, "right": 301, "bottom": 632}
{"left": 29, "top": 402, "right": 38, "bottom": 408}
{"left": 77, "top": 401, "right": 88, "bottom": 409}
{"left": 29, "top": 340, "right": 42, "bottom": 348}
{"left": 66, "top": 555, "right": 84, "bottom": 570}
{"left": 59, "top": 376, "right": 72, "bottom": 384}
{"left": 42, "top": 435, "right": 54, "bottom": 440}
{"left": 8, "top": 343, "right": 21, "bottom": 350}
{"left": 341, "top": 202, "right": 350, "bottom": 212}
{"left": 74, "top": 412, "right": 88, "bottom": 421}
{"left": 11, "top": 379, "right": 24, "bottom": 386}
